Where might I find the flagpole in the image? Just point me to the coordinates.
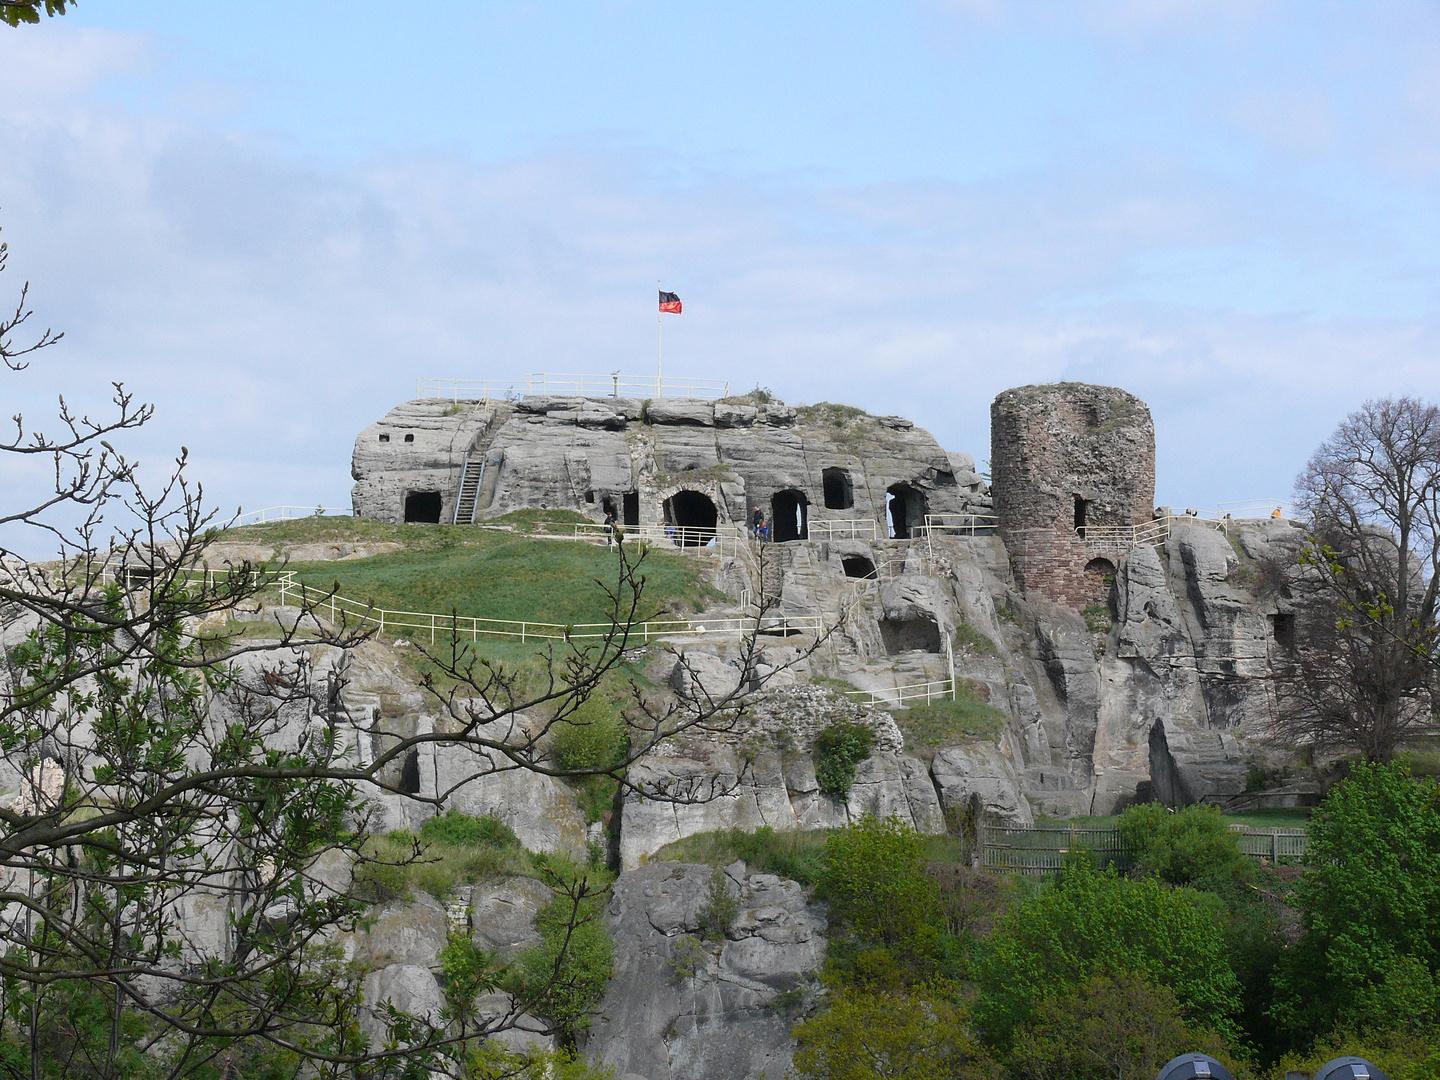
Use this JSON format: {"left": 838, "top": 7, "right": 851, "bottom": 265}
{"left": 657, "top": 278, "right": 663, "bottom": 400}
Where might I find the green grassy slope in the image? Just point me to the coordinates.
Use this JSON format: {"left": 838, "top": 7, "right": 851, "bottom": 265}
{"left": 218, "top": 511, "right": 720, "bottom": 628}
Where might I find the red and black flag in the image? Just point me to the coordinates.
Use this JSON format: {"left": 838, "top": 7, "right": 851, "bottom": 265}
{"left": 659, "top": 290, "right": 682, "bottom": 314}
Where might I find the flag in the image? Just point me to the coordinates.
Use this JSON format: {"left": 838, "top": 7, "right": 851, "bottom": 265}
{"left": 659, "top": 290, "right": 682, "bottom": 314}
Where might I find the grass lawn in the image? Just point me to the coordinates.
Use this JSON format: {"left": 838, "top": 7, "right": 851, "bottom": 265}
{"left": 220, "top": 510, "right": 720, "bottom": 629}
{"left": 892, "top": 690, "right": 1008, "bottom": 754}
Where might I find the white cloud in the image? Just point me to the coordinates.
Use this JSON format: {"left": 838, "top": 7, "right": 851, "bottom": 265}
{"left": 1, "top": 24, "right": 1438, "bottom": 556}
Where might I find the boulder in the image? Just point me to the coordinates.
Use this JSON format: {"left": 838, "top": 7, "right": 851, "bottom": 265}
{"left": 360, "top": 964, "right": 446, "bottom": 1044}
{"left": 930, "top": 744, "right": 1033, "bottom": 827}
{"left": 648, "top": 399, "right": 715, "bottom": 426}
{"left": 581, "top": 863, "right": 826, "bottom": 1080}
{"left": 459, "top": 876, "right": 553, "bottom": 961}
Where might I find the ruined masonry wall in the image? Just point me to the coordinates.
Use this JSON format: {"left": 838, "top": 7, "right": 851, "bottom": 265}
{"left": 991, "top": 383, "right": 1155, "bottom": 607}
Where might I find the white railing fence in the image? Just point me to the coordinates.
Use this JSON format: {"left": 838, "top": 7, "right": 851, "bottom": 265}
{"left": 417, "top": 374, "right": 731, "bottom": 402}
{"left": 234, "top": 506, "right": 353, "bottom": 526}
{"left": 809, "top": 519, "right": 879, "bottom": 541}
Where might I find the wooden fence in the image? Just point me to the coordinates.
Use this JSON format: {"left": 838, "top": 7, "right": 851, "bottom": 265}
{"left": 978, "top": 822, "right": 1309, "bottom": 875}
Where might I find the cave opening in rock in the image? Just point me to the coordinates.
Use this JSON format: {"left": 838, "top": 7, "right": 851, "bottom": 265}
{"left": 1270, "top": 612, "right": 1296, "bottom": 651}
{"left": 879, "top": 615, "right": 941, "bottom": 654}
{"left": 403, "top": 491, "right": 442, "bottom": 523}
{"left": 771, "top": 489, "right": 809, "bottom": 542}
{"left": 886, "top": 484, "right": 928, "bottom": 539}
{"left": 600, "top": 495, "right": 613, "bottom": 516}
{"left": 1074, "top": 495, "right": 1089, "bottom": 533}
{"left": 842, "top": 555, "right": 877, "bottom": 579}
{"left": 664, "top": 489, "right": 718, "bottom": 545}
{"left": 398, "top": 750, "right": 421, "bottom": 795}
{"left": 623, "top": 491, "right": 640, "bottom": 527}
{"left": 822, "top": 467, "right": 854, "bottom": 510}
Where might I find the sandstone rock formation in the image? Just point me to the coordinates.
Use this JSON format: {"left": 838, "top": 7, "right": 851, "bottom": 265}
{"left": 582, "top": 862, "right": 826, "bottom": 1080}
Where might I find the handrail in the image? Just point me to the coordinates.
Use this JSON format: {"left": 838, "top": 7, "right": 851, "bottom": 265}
{"left": 527, "top": 520, "right": 752, "bottom": 558}
{"left": 234, "top": 506, "right": 353, "bottom": 526}
{"left": 416, "top": 374, "right": 731, "bottom": 402}
{"left": 809, "top": 519, "right": 878, "bottom": 541}
{"left": 269, "top": 572, "right": 822, "bottom": 644}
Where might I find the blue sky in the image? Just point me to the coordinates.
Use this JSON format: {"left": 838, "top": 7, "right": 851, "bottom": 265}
{"left": 3, "top": 1, "right": 1439, "bottom": 551}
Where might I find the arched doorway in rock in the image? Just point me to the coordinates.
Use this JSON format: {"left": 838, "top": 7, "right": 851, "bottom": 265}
{"left": 771, "top": 489, "right": 809, "bottom": 542}
{"left": 885, "top": 484, "right": 928, "bottom": 539}
{"left": 1083, "top": 557, "right": 1117, "bottom": 611}
{"left": 404, "top": 491, "right": 442, "bottom": 523}
{"left": 841, "top": 555, "right": 877, "bottom": 579}
{"left": 663, "top": 490, "right": 718, "bottom": 546}
{"left": 822, "top": 467, "right": 854, "bottom": 510}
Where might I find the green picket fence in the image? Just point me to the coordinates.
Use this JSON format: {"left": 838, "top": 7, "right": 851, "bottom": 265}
{"left": 978, "top": 822, "right": 1308, "bottom": 875}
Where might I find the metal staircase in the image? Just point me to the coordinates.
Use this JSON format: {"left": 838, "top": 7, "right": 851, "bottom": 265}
{"left": 452, "top": 452, "right": 485, "bottom": 525}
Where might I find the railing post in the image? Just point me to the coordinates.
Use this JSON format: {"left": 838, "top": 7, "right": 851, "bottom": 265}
{"left": 521, "top": 622, "right": 526, "bottom": 644}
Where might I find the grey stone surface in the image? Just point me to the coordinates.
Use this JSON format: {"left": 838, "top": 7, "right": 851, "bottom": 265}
{"left": 582, "top": 863, "right": 825, "bottom": 1080}
{"left": 930, "top": 740, "right": 1033, "bottom": 827}
{"left": 460, "top": 876, "right": 553, "bottom": 962}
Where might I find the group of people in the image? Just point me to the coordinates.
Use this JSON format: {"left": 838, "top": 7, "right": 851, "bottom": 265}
{"left": 751, "top": 507, "right": 771, "bottom": 542}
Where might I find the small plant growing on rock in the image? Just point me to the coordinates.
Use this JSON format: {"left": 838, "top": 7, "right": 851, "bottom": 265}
{"left": 668, "top": 934, "right": 711, "bottom": 981}
{"left": 814, "top": 721, "right": 876, "bottom": 799}
{"left": 697, "top": 869, "right": 741, "bottom": 941}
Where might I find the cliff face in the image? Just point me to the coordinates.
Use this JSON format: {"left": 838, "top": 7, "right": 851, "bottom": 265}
{"left": 351, "top": 395, "right": 987, "bottom": 532}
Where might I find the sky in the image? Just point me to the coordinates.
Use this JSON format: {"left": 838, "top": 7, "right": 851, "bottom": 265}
{"left": 3, "top": 1, "right": 1440, "bottom": 553}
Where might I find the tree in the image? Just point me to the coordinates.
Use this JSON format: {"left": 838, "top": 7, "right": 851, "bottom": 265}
{"left": 0, "top": 2, "right": 73, "bottom": 28}
{"left": 1271, "top": 761, "right": 1440, "bottom": 1043}
{"left": 973, "top": 860, "right": 1239, "bottom": 1050}
{"left": 1007, "top": 972, "right": 1236, "bottom": 1080}
{"left": 1278, "top": 397, "right": 1440, "bottom": 762}
{"left": 0, "top": 214, "right": 810, "bottom": 1076}
{"left": 790, "top": 983, "right": 995, "bottom": 1080}
{"left": 1117, "top": 803, "right": 1252, "bottom": 890}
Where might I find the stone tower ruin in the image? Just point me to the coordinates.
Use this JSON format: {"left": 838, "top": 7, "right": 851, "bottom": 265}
{"left": 991, "top": 383, "right": 1156, "bottom": 608}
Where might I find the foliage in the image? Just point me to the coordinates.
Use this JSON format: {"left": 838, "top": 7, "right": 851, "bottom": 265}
{"left": 1118, "top": 803, "right": 1254, "bottom": 889}
{"left": 1081, "top": 604, "right": 1113, "bottom": 633}
{"left": 463, "top": 1043, "right": 617, "bottom": 1080}
{"left": 815, "top": 722, "right": 876, "bottom": 797}
{"left": 698, "top": 869, "right": 741, "bottom": 941}
{"left": 1274, "top": 1025, "right": 1440, "bottom": 1080}
{"left": 511, "top": 867, "right": 616, "bottom": 1041}
{"left": 891, "top": 693, "right": 1006, "bottom": 754}
{"left": 0, "top": 1, "right": 73, "bottom": 27}
{"left": 551, "top": 695, "right": 627, "bottom": 770}
{"left": 1008, "top": 972, "right": 1238, "bottom": 1080}
{"left": 790, "top": 982, "right": 995, "bottom": 1080}
{"left": 423, "top": 810, "right": 522, "bottom": 850}
{"left": 820, "top": 816, "right": 942, "bottom": 960}
{"left": 1271, "top": 761, "right": 1440, "bottom": 1042}
{"left": 974, "top": 860, "right": 1240, "bottom": 1049}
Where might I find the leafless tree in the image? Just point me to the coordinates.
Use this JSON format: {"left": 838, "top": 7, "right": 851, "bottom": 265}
{"left": 1275, "top": 397, "right": 1440, "bottom": 762}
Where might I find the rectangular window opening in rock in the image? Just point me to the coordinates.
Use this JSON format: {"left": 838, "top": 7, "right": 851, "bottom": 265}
{"left": 1074, "top": 495, "right": 1089, "bottom": 533}
{"left": 822, "top": 467, "right": 854, "bottom": 510}
{"left": 1270, "top": 613, "right": 1296, "bottom": 651}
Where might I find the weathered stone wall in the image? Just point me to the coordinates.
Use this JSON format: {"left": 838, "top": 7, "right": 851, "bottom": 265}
{"left": 991, "top": 383, "right": 1155, "bottom": 606}
{"left": 352, "top": 395, "right": 986, "bottom": 534}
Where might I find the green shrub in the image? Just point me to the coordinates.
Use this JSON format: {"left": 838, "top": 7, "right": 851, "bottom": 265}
{"left": 974, "top": 860, "right": 1240, "bottom": 1050}
{"left": 1271, "top": 761, "right": 1440, "bottom": 1042}
{"left": 1008, "top": 972, "right": 1239, "bottom": 1080}
{"left": 512, "top": 887, "right": 615, "bottom": 1039}
{"left": 815, "top": 722, "right": 875, "bottom": 798}
{"left": 953, "top": 622, "right": 998, "bottom": 656}
{"left": 421, "top": 811, "right": 521, "bottom": 850}
{"left": 820, "top": 815, "right": 941, "bottom": 955}
{"left": 697, "top": 869, "right": 740, "bottom": 941}
{"left": 1117, "top": 802, "right": 1252, "bottom": 889}
{"left": 552, "top": 697, "right": 627, "bottom": 771}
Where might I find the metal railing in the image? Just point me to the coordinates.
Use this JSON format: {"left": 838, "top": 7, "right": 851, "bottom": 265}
{"left": 809, "top": 519, "right": 878, "bottom": 541}
{"left": 528, "top": 520, "right": 752, "bottom": 558}
{"left": 270, "top": 572, "right": 823, "bottom": 644}
{"left": 234, "top": 506, "right": 353, "bottom": 526}
{"left": 416, "top": 374, "right": 731, "bottom": 402}
{"left": 1216, "top": 500, "right": 1299, "bottom": 522}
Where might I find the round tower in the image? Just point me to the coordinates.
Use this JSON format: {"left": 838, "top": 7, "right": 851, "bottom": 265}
{"left": 990, "top": 383, "right": 1156, "bottom": 607}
